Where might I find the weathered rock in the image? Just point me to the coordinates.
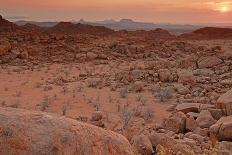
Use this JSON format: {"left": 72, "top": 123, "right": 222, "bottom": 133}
{"left": 0, "top": 107, "right": 134, "bottom": 155}
{"left": 186, "top": 112, "right": 199, "bottom": 119}
{"left": 210, "top": 116, "right": 232, "bottom": 141}
{"left": 20, "top": 51, "right": 29, "bottom": 59}
{"left": 185, "top": 132, "right": 206, "bottom": 143}
{"left": 193, "top": 127, "right": 209, "bottom": 137}
{"left": 193, "top": 69, "right": 214, "bottom": 76}
{"left": 196, "top": 110, "right": 216, "bottom": 128}
{"left": 186, "top": 116, "right": 198, "bottom": 131}
{"left": 0, "top": 40, "right": 11, "bottom": 56}
{"left": 217, "top": 89, "right": 232, "bottom": 115}
{"left": 198, "top": 56, "right": 223, "bottom": 68}
{"left": 177, "top": 69, "right": 196, "bottom": 84}
{"left": 148, "top": 132, "right": 176, "bottom": 147}
{"left": 208, "top": 108, "right": 223, "bottom": 120}
{"left": 173, "top": 83, "right": 190, "bottom": 95}
{"left": 130, "top": 81, "right": 144, "bottom": 92}
{"left": 158, "top": 69, "right": 171, "bottom": 82}
{"left": 175, "top": 103, "right": 200, "bottom": 113}
{"left": 163, "top": 112, "right": 186, "bottom": 133}
{"left": 86, "top": 52, "right": 98, "bottom": 60}
{"left": 131, "top": 134, "right": 154, "bottom": 155}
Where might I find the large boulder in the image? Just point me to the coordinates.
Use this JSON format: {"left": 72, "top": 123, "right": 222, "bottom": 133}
{"left": 197, "top": 56, "right": 223, "bottom": 68}
{"left": 217, "top": 89, "right": 232, "bottom": 115}
{"left": 175, "top": 103, "right": 200, "bottom": 113}
{"left": 196, "top": 110, "right": 216, "bottom": 128}
{"left": 0, "top": 107, "right": 134, "bottom": 155}
{"left": 210, "top": 116, "right": 232, "bottom": 141}
{"left": 163, "top": 112, "right": 186, "bottom": 133}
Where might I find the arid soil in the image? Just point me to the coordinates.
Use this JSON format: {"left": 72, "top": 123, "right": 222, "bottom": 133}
{"left": 0, "top": 15, "right": 232, "bottom": 155}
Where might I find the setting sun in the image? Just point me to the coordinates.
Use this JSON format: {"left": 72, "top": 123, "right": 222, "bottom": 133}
{"left": 220, "top": 5, "right": 229, "bottom": 13}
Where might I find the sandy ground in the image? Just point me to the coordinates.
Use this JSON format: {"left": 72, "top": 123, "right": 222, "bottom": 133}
{"left": 0, "top": 62, "right": 170, "bottom": 135}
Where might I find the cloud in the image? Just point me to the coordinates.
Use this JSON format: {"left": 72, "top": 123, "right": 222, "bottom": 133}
{"left": 206, "top": 1, "right": 232, "bottom": 11}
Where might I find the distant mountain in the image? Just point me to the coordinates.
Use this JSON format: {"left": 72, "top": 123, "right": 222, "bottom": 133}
{"left": 16, "top": 20, "right": 58, "bottom": 27}
{"left": 47, "top": 22, "right": 115, "bottom": 36}
{"left": 15, "top": 19, "right": 202, "bottom": 34}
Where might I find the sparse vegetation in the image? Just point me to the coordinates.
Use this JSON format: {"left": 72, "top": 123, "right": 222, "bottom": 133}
{"left": 40, "top": 96, "right": 50, "bottom": 111}
{"left": 154, "top": 87, "right": 173, "bottom": 102}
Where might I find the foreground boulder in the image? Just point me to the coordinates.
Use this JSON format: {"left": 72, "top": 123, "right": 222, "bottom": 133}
{"left": 0, "top": 107, "right": 134, "bottom": 155}
{"left": 217, "top": 89, "right": 232, "bottom": 115}
{"left": 210, "top": 116, "right": 232, "bottom": 141}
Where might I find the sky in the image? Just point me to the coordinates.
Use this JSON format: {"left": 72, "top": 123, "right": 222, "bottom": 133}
{"left": 1, "top": 0, "right": 232, "bottom": 24}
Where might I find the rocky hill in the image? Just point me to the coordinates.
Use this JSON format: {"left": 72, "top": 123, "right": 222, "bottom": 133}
{"left": 0, "top": 15, "right": 23, "bottom": 33}
{"left": 47, "top": 22, "right": 115, "bottom": 36}
{"left": 180, "top": 27, "right": 232, "bottom": 39}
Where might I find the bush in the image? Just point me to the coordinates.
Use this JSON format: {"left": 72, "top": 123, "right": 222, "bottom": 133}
{"left": 154, "top": 87, "right": 173, "bottom": 102}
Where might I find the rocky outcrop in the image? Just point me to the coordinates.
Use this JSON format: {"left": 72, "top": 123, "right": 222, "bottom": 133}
{"left": 197, "top": 56, "right": 223, "bottom": 69}
{"left": 217, "top": 89, "right": 232, "bottom": 116}
{"left": 0, "top": 107, "right": 134, "bottom": 155}
{"left": 210, "top": 116, "right": 232, "bottom": 141}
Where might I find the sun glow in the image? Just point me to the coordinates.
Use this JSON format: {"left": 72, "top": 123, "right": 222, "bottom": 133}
{"left": 220, "top": 5, "right": 229, "bottom": 13}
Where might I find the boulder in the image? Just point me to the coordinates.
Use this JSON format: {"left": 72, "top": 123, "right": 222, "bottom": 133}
{"left": 175, "top": 103, "right": 200, "bottom": 113}
{"left": 148, "top": 132, "right": 176, "bottom": 148}
{"left": 177, "top": 69, "right": 196, "bottom": 84}
{"left": 196, "top": 110, "right": 216, "bottom": 128}
{"left": 217, "top": 89, "right": 232, "bottom": 115}
{"left": 158, "top": 69, "right": 171, "bottom": 82}
{"left": 173, "top": 83, "right": 190, "bottom": 95}
{"left": 131, "top": 134, "right": 154, "bottom": 155}
{"left": 86, "top": 52, "right": 98, "bottom": 60}
{"left": 210, "top": 116, "right": 232, "bottom": 141}
{"left": 198, "top": 56, "right": 223, "bottom": 68}
{"left": 208, "top": 108, "right": 223, "bottom": 120}
{"left": 163, "top": 112, "right": 186, "bottom": 133}
{"left": 0, "top": 40, "right": 11, "bottom": 56}
{"left": 186, "top": 116, "right": 198, "bottom": 131}
{"left": 0, "top": 107, "right": 134, "bottom": 155}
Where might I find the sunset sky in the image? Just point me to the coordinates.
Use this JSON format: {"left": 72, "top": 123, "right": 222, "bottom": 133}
{"left": 1, "top": 0, "right": 232, "bottom": 23}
